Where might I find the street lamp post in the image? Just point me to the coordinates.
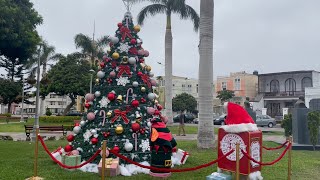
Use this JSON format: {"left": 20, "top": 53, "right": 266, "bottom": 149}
{"left": 32, "top": 45, "right": 42, "bottom": 141}
{"left": 89, "top": 69, "right": 95, "bottom": 93}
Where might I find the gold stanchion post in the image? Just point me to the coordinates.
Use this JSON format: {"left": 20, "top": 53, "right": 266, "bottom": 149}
{"left": 101, "top": 140, "right": 107, "bottom": 180}
{"left": 29, "top": 128, "right": 42, "bottom": 180}
{"left": 236, "top": 143, "right": 240, "bottom": 180}
{"left": 288, "top": 136, "right": 292, "bottom": 180}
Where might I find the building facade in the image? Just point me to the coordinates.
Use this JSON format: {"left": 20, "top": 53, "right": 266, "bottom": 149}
{"left": 215, "top": 71, "right": 258, "bottom": 105}
{"left": 256, "top": 70, "right": 320, "bottom": 117}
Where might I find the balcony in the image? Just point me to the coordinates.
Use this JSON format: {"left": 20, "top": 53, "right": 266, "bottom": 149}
{"left": 262, "top": 91, "right": 305, "bottom": 98}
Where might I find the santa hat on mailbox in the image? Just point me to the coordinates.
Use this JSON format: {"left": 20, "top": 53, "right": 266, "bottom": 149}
{"left": 220, "top": 102, "right": 259, "bottom": 133}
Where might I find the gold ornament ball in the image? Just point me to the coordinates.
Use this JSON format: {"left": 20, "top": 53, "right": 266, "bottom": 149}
{"left": 107, "top": 111, "right": 112, "bottom": 117}
{"left": 141, "top": 87, "right": 146, "bottom": 92}
{"left": 145, "top": 65, "right": 152, "bottom": 72}
{"left": 95, "top": 78, "right": 99, "bottom": 83}
{"left": 134, "top": 25, "right": 141, "bottom": 32}
{"left": 115, "top": 125, "right": 124, "bottom": 134}
{"left": 112, "top": 52, "right": 120, "bottom": 59}
{"left": 117, "top": 95, "right": 123, "bottom": 102}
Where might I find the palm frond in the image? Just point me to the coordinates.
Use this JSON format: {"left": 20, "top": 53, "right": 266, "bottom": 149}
{"left": 49, "top": 53, "right": 64, "bottom": 61}
{"left": 137, "top": 4, "right": 167, "bottom": 25}
{"left": 171, "top": 2, "right": 199, "bottom": 32}
{"left": 96, "top": 35, "right": 110, "bottom": 48}
{"left": 74, "top": 34, "right": 94, "bottom": 53}
{"left": 184, "top": 5, "right": 200, "bottom": 32}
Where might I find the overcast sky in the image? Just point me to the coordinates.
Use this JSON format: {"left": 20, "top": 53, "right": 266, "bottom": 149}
{"left": 3, "top": 0, "right": 320, "bottom": 79}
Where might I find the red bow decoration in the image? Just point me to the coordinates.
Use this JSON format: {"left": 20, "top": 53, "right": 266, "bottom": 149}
{"left": 120, "top": 26, "right": 133, "bottom": 41}
{"left": 129, "top": 47, "right": 138, "bottom": 55}
{"left": 111, "top": 109, "right": 129, "bottom": 124}
{"left": 111, "top": 61, "right": 118, "bottom": 68}
{"left": 118, "top": 65, "right": 131, "bottom": 77}
{"left": 140, "top": 74, "right": 151, "bottom": 88}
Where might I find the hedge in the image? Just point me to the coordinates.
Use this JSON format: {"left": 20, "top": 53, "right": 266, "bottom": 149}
{"left": 39, "top": 116, "right": 81, "bottom": 123}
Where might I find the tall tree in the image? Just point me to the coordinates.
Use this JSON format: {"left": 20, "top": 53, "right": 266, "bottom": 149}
{"left": 74, "top": 33, "right": 109, "bottom": 67}
{"left": 0, "top": 78, "right": 22, "bottom": 112}
{"left": 217, "top": 90, "right": 235, "bottom": 104}
{"left": 172, "top": 93, "right": 197, "bottom": 113}
{"left": 44, "top": 53, "right": 91, "bottom": 115}
{"left": 25, "top": 40, "right": 61, "bottom": 115}
{"left": 136, "top": 0, "right": 200, "bottom": 125}
{"left": 0, "top": 0, "right": 42, "bottom": 80}
{"left": 197, "top": 0, "right": 214, "bottom": 148}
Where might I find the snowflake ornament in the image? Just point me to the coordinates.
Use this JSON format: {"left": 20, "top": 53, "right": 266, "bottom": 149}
{"left": 99, "top": 96, "right": 110, "bottom": 108}
{"left": 117, "top": 42, "right": 130, "bottom": 53}
{"left": 83, "top": 130, "right": 92, "bottom": 142}
{"left": 116, "top": 77, "right": 130, "bottom": 86}
{"left": 139, "top": 139, "right": 150, "bottom": 152}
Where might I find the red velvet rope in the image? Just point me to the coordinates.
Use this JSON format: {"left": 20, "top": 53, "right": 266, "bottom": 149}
{"left": 38, "top": 135, "right": 101, "bottom": 169}
{"left": 262, "top": 141, "right": 288, "bottom": 150}
{"left": 241, "top": 143, "right": 292, "bottom": 166}
{"left": 109, "top": 149, "right": 234, "bottom": 172}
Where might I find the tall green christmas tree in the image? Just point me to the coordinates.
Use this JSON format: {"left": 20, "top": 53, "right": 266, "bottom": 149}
{"left": 64, "top": 12, "right": 162, "bottom": 164}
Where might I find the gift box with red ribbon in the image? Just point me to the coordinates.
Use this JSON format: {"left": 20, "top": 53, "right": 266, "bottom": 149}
{"left": 98, "top": 157, "right": 120, "bottom": 177}
{"left": 51, "top": 146, "right": 65, "bottom": 162}
{"left": 176, "top": 149, "right": 189, "bottom": 165}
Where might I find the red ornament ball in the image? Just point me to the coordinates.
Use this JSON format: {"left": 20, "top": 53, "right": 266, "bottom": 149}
{"left": 74, "top": 123, "right": 80, "bottom": 127}
{"left": 131, "top": 100, "right": 139, "bottom": 107}
{"left": 157, "top": 104, "right": 163, "bottom": 111}
{"left": 91, "top": 137, "right": 98, "bottom": 144}
{"left": 139, "top": 58, "right": 144, "bottom": 63}
{"left": 130, "top": 39, "right": 136, "bottom": 44}
{"left": 154, "top": 110, "right": 160, "bottom": 115}
{"left": 117, "top": 23, "right": 123, "bottom": 27}
{"left": 65, "top": 145, "right": 73, "bottom": 152}
{"left": 67, "top": 134, "right": 75, "bottom": 142}
{"left": 100, "top": 62, "right": 105, "bottom": 68}
{"left": 137, "top": 72, "right": 143, "bottom": 76}
{"left": 112, "top": 145, "right": 120, "bottom": 153}
{"left": 103, "top": 132, "right": 110, "bottom": 138}
{"left": 107, "top": 93, "right": 116, "bottom": 101}
{"left": 131, "top": 123, "right": 141, "bottom": 132}
{"left": 85, "top": 103, "right": 90, "bottom": 109}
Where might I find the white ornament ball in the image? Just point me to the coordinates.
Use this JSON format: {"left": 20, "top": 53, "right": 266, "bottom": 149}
{"left": 97, "top": 71, "right": 105, "bottom": 79}
{"left": 147, "top": 121, "right": 152, "bottom": 127}
{"left": 128, "top": 57, "right": 136, "bottom": 64}
{"left": 94, "top": 91, "right": 101, "bottom": 97}
{"left": 148, "top": 93, "right": 156, "bottom": 100}
{"left": 137, "top": 39, "right": 143, "bottom": 45}
{"left": 110, "top": 36, "right": 119, "bottom": 44}
{"left": 149, "top": 72, "right": 154, "bottom": 77}
{"left": 85, "top": 93, "right": 95, "bottom": 101}
{"left": 132, "top": 81, "right": 139, "bottom": 87}
{"left": 91, "top": 129, "right": 97, "bottom": 135}
{"left": 124, "top": 142, "right": 133, "bottom": 152}
{"left": 73, "top": 126, "right": 81, "bottom": 134}
{"left": 80, "top": 120, "right": 86, "bottom": 126}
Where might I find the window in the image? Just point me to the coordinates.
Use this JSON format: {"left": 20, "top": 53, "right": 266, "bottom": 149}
{"left": 270, "top": 80, "right": 280, "bottom": 92}
{"left": 182, "top": 84, "right": 185, "bottom": 87}
{"left": 234, "top": 78, "right": 240, "bottom": 90}
{"left": 222, "top": 82, "right": 227, "bottom": 90}
{"left": 50, "top": 94, "right": 56, "bottom": 98}
{"left": 285, "top": 78, "right": 296, "bottom": 95}
{"left": 50, "top": 101, "right": 55, "bottom": 105}
{"left": 173, "top": 84, "right": 175, "bottom": 86}
{"left": 196, "top": 84, "right": 199, "bottom": 93}
{"left": 58, "top": 101, "right": 64, "bottom": 105}
{"left": 301, "top": 77, "right": 312, "bottom": 91}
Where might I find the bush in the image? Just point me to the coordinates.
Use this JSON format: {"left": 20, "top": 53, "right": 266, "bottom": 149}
{"left": 39, "top": 116, "right": 81, "bottom": 123}
{"left": 307, "top": 111, "right": 320, "bottom": 151}
{"left": 281, "top": 114, "right": 292, "bottom": 137}
{"left": 45, "top": 108, "right": 52, "bottom": 116}
{"left": 4, "top": 113, "right": 11, "bottom": 117}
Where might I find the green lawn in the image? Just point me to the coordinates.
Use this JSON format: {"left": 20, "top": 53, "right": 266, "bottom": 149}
{"left": 0, "top": 140, "right": 319, "bottom": 180}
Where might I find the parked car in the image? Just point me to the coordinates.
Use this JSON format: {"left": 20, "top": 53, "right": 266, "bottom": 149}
{"left": 214, "top": 114, "right": 227, "bottom": 125}
{"left": 193, "top": 113, "right": 219, "bottom": 124}
{"left": 66, "top": 111, "right": 83, "bottom": 116}
{"left": 256, "top": 115, "right": 276, "bottom": 128}
{"left": 173, "top": 113, "right": 195, "bottom": 123}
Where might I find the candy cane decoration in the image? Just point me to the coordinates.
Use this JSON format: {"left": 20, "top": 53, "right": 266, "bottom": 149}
{"left": 132, "top": 133, "right": 138, "bottom": 151}
{"left": 100, "top": 110, "right": 106, "bottom": 126}
{"left": 126, "top": 88, "right": 134, "bottom": 104}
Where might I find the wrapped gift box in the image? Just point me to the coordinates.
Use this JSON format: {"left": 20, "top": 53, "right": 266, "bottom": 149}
{"left": 176, "top": 149, "right": 189, "bottom": 164}
{"left": 98, "top": 157, "right": 120, "bottom": 177}
{"left": 51, "top": 147, "right": 65, "bottom": 162}
{"left": 206, "top": 172, "right": 232, "bottom": 180}
{"left": 61, "top": 154, "right": 81, "bottom": 171}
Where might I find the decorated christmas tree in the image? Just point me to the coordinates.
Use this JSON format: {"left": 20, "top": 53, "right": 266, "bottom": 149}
{"left": 63, "top": 11, "right": 176, "bottom": 172}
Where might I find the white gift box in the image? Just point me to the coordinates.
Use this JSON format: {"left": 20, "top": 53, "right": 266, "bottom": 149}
{"left": 176, "top": 149, "right": 189, "bottom": 164}
{"left": 51, "top": 147, "right": 65, "bottom": 162}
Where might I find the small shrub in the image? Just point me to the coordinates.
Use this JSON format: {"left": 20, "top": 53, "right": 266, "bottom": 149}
{"left": 39, "top": 116, "right": 81, "bottom": 123}
{"left": 307, "top": 111, "right": 320, "bottom": 151}
{"left": 4, "top": 113, "right": 11, "bottom": 117}
{"left": 281, "top": 114, "right": 292, "bottom": 137}
{"left": 45, "top": 108, "right": 52, "bottom": 116}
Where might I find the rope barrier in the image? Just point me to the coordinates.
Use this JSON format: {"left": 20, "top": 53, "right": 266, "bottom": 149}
{"left": 262, "top": 141, "right": 288, "bottom": 150}
{"left": 38, "top": 135, "right": 101, "bottom": 169}
{"left": 108, "top": 149, "right": 234, "bottom": 173}
{"left": 241, "top": 143, "right": 292, "bottom": 166}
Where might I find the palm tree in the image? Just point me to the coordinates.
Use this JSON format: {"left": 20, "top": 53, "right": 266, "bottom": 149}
{"left": 136, "top": 0, "right": 199, "bottom": 125}
{"left": 74, "top": 33, "right": 109, "bottom": 67}
{"left": 25, "top": 41, "right": 61, "bottom": 115}
{"left": 197, "top": 0, "right": 214, "bottom": 148}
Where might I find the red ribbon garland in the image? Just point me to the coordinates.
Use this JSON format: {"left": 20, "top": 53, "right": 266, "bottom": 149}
{"left": 241, "top": 143, "right": 292, "bottom": 166}
{"left": 118, "top": 65, "right": 131, "bottom": 77}
{"left": 140, "top": 74, "right": 151, "bottom": 88}
{"left": 109, "top": 148, "right": 234, "bottom": 173}
{"left": 38, "top": 135, "right": 101, "bottom": 169}
{"left": 180, "top": 151, "right": 189, "bottom": 164}
{"left": 111, "top": 109, "right": 129, "bottom": 124}
{"left": 120, "top": 26, "right": 133, "bottom": 41}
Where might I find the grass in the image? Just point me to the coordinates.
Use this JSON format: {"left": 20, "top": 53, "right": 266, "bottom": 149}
{"left": 0, "top": 140, "right": 319, "bottom": 180}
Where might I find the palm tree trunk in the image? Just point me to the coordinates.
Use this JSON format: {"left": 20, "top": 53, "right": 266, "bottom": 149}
{"left": 197, "top": 0, "right": 215, "bottom": 148}
{"left": 165, "top": 14, "right": 173, "bottom": 125}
